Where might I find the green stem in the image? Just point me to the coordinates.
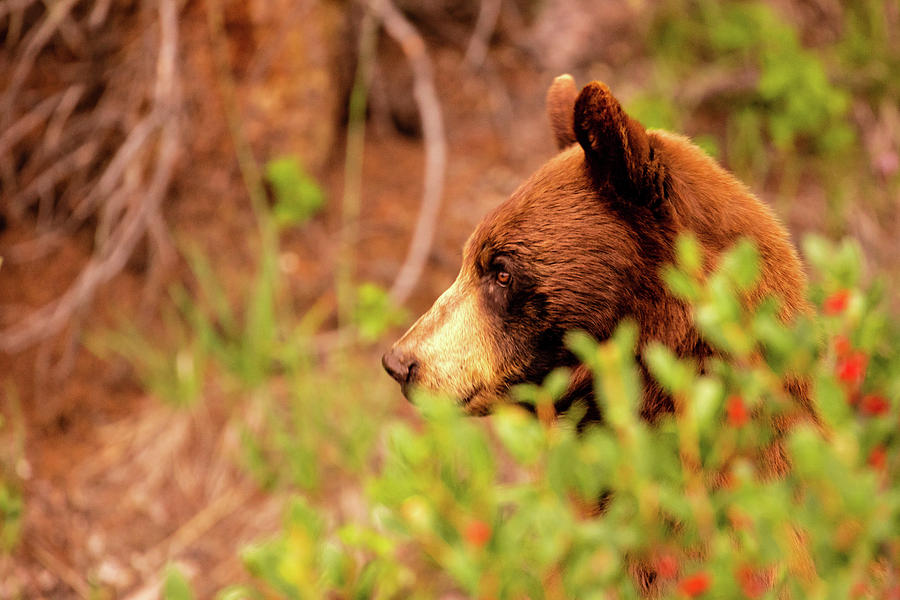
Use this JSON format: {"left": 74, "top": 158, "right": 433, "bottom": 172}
{"left": 204, "top": 0, "right": 276, "bottom": 254}
{"left": 337, "top": 9, "right": 378, "bottom": 332}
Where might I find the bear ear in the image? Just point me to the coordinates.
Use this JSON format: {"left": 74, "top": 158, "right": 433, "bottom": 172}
{"left": 546, "top": 74, "right": 579, "bottom": 150}
{"left": 574, "top": 81, "right": 652, "bottom": 198}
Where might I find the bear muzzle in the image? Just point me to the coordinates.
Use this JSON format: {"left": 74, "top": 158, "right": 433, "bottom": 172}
{"left": 382, "top": 272, "right": 505, "bottom": 412}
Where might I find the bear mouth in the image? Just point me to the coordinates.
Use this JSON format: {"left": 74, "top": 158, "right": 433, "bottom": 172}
{"left": 461, "top": 385, "right": 497, "bottom": 416}
{"left": 460, "top": 385, "right": 482, "bottom": 406}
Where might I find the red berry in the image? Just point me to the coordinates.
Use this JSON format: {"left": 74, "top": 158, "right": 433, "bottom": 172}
{"left": 860, "top": 394, "right": 890, "bottom": 417}
{"left": 868, "top": 445, "right": 887, "bottom": 470}
{"left": 726, "top": 395, "right": 749, "bottom": 428}
{"left": 655, "top": 553, "right": 679, "bottom": 579}
{"left": 464, "top": 520, "right": 491, "bottom": 548}
{"left": 824, "top": 289, "right": 850, "bottom": 315}
{"left": 837, "top": 352, "right": 868, "bottom": 385}
{"left": 679, "top": 572, "right": 711, "bottom": 597}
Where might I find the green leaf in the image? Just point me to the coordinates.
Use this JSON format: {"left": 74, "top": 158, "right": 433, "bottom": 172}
{"left": 720, "top": 238, "right": 760, "bottom": 291}
{"left": 216, "top": 585, "right": 263, "bottom": 600}
{"left": 566, "top": 330, "right": 598, "bottom": 368}
{"left": 353, "top": 283, "right": 408, "bottom": 342}
{"left": 675, "top": 233, "right": 702, "bottom": 275}
{"left": 692, "top": 376, "right": 723, "bottom": 436}
{"left": 163, "top": 565, "right": 195, "bottom": 600}
{"left": 662, "top": 265, "right": 699, "bottom": 301}
{"left": 814, "top": 373, "right": 852, "bottom": 428}
{"left": 788, "top": 425, "right": 827, "bottom": 478}
{"left": 644, "top": 342, "right": 695, "bottom": 395}
{"left": 543, "top": 367, "right": 573, "bottom": 402}
{"left": 265, "top": 156, "right": 325, "bottom": 226}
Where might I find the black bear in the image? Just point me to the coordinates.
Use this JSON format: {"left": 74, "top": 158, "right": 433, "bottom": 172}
{"left": 383, "top": 75, "right": 809, "bottom": 425}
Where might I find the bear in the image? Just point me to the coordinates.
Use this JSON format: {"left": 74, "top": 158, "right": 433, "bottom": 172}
{"left": 382, "top": 74, "right": 811, "bottom": 426}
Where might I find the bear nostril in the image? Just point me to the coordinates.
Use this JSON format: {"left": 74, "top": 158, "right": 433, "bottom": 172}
{"left": 382, "top": 349, "right": 415, "bottom": 385}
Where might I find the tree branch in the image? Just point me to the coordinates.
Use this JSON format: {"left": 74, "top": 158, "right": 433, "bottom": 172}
{"left": 370, "top": 0, "right": 448, "bottom": 306}
{"left": 0, "top": 0, "right": 182, "bottom": 354}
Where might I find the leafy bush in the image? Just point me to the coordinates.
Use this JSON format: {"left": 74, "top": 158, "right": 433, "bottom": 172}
{"left": 629, "top": 0, "right": 900, "bottom": 203}
{"left": 653, "top": 1, "right": 854, "bottom": 155}
{"left": 159, "top": 234, "right": 898, "bottom": 599}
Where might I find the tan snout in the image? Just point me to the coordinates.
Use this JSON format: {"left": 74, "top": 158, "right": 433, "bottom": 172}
{"left": 381, "top": 272, "right": 502, "bottom": 412}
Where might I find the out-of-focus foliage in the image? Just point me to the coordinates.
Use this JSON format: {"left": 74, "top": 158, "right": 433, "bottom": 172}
{"left": 353, "top": 283, "right": 409, "bottom": 342}
{"left": 647, "top": 1, "right": 854, "bottom": 154}
{"left": 184, "top": 233, "right": 898, "bottom": 599}
{"left": 265, "top": 156, "right": 325, "bottom": 228}
{"left": 121, "top": 209, "right": 900, "bottom": 597}
{"left": 163, "top": 566, "right": 196, "bottom": 600}
{"left": 630, "top": 0, "right": 900, "bottom": 200}
{"left": 0, "top": 390, "right": 25, "bottom": 555}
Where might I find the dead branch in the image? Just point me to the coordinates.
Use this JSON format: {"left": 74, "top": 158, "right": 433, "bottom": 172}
{"left": 465, "top": 0, "right": 503, "bottom": 69}
{"left": 370, "top": 0, "right": 448, "bottom": 306}
{"left": 0, "top": 90, "right": 68, "bottom": 158}
{"left": 0, "top": 0, "right": 81, "bottom": 128}
{"left": 6, "top": 139, "right": 103, "bottom": 216}
{"left": 40, "top": 84, "right": 86, "bottom": 157}
{"left": 0, "top": 0, "right": 182, "bottom": 354}
{"left": 0, "top": 0, "right": 39, "bottom": 48}
{"left": 26, "top": 540, "right": 91, "bottom": 599}
{"left": 0, "top": 0, "right": 36, "bottom": 21}
{"left": 88, "top": 0, "right": 112, "bottom": 29}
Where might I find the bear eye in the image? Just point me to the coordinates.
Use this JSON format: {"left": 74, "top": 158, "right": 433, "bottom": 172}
{"left": 495, "top": 270, "right": 511, "bottom": 287}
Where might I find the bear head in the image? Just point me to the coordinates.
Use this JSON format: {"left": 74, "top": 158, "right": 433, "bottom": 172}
{"left": 383, "top": 75, "right": 807, "bottom": 418}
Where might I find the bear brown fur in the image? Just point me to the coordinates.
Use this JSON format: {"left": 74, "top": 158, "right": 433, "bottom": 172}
{"left": 383, "top": 75, "right": 811, "bottom": 430}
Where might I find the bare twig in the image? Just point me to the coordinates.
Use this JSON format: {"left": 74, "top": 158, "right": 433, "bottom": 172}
{"left": 0, "top": 90, "right": 67, "bottom": 157}
{"left": 0, "top": 0, "right": 182, "bottom": 354}
{"left": 0, "top": 0, "right": 37, "bottom": 45}
{"left": 1, "top": 0, "right": 81, "bottom": 129}
{"left": 369, "top": 0, "right": 448, "bottom": 306}
{"left": 73, "top": 113, "right": 164, "bottom": 221}
{"left": 88, "top": 0, "right": 112, "bottom": 29}
{"left": 0, "top": 0, "right": 36, "bottom": 21}
{"left": 139, "top": 486, "right": 254, "bottom": 570}
{"left": 465, "top": 0, "right": 503, "bottom": 70}
{"left": 6, "top": 139, "right": 103, "bottom": 217}
{"left": 204, "top": 0, "right": 269, "bottom": 229}
{"left": 245, "top": 1, "right": 316, "bottom": 84}
{"left": 675, "top": 66, "right": 759, "bottom": 110}
{"left": 41, "top": 84, "right": 86, "bottom": 156}
{"left": 26, "top": 540, "right": 91, "bottom": 599}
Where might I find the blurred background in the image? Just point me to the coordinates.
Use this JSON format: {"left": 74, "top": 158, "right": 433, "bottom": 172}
{"left": 0, "top": 0, "right": 898, "bottom": 596}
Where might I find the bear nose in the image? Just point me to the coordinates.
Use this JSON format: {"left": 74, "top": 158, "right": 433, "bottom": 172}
{"left": 382, "top": 348, "right": 417, "bottom": 385}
